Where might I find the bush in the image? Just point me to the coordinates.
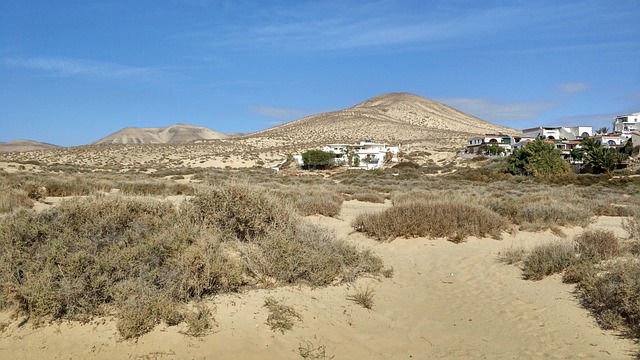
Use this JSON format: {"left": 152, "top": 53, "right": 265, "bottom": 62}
{"left": 354, "top": 192, "right": 385, "bottom": 203}
{"left": 521, "top": 241, "right": 577, "bottom": 280}
{"left": 574, "top": 229, "right": 620, "bottom": 260}
{"left": 302, "top": 150, "right": 336, "bottom": 170}
{"left": 0, "top": 186, "right": 33, "bottom": 213}
{"left": 352, "top": 201, "right": 507, "bottom": 242}
{"left": 241, "top": 223, "right": 383, "bottom": 285}
{"left": 263, "top": 297, "right": 301, "bottom": 333}
{"left": 0, "top": 186, "right": 384, "bottom": 338}
{"left": 578, "top": 259, "right": 640, "bottom": 335}
{"left": 0, "top": 196, "right": 243, "bottom": 336}
{"left": 507, "top": 138, "right": 570, "bottom": 177}
{"left": 187, "top": 184, "right": 295, "bottom": 241}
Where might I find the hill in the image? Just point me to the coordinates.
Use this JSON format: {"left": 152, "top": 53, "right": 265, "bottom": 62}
{"left": 0, "top": 140, "right": 62, "bottom": 153}
{"left": 93, "top": 124, "right": 228, "bottom": 144}
{"left": 242, "top": 92, "right": 518, "bottom": 149}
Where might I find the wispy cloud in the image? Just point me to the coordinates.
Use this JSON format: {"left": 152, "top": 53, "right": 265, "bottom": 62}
{"left": 437, "top": 98, "right": 557, "bottom": 121}
{"left": 3, "top": 56, "right": 163, "bottom": 80}
{"left": 554, "top": 113, "right": 616, "bottom": 127}
{"left": 556, "top": 82, "right": 589, "bottom": 94}
{"left": 250, "top": 105, "right": 315, "bottom": 121}
{"left": 188, "top": 1, "right": 538, "bottom": 52}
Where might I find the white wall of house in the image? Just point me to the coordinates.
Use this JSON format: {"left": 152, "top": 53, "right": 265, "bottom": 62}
{"left": 522, "top": 127, "right": 561, "bottom": 140}
{"left": 613, "top": 113, "right": 640, "bottom": 134}
{"left": 594, "top": 135, "right": 623, "bottom": 147}
{"left": 321, "top": 141, "right": 399, "bottom": 169}
{"left": 559, "top": 126, "right": 592, "bottom": 140}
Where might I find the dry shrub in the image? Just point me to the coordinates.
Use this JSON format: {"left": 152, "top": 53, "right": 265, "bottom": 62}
{"left": 0, "top": 186, "right": 33, "bottom": 213}
{"left": 241, "top": 223, "right": 383, "bottom": 286}
{"left": 498, "top": 246, "right": 527, "bottom": 265}
{"left": 299, "top": 336, "right": 334, "bottom": 359}
{"left": 188, "top": 183, "right": 296, "bottom": 240}
{"left": 272, "top": 188, "right": 344, "bottom": 217}
{"left": 0, "top": 182, "right": 384, "bottom": 338}
{"left": 352, "top": 201, "right": 507, "bottom": 242}
{"left": 354, "top": 192, "right": 385, "bottom": 204}
{"left": 263, "top": 297, "right": 301, "bottom": 333}
{"left": 184, "top": 303, "right": 213, "bottom": 337}
{"left": 521, "top": 241, "right": 577, "bottom": 280}
{"left": 622, "top": 213, "right": 640, "bottom": 241}
{"left": 577, "top": 259, "right": 640, "bottom": 336}
{"left": 487, "top": 200, "right": 591, "bottom": 230}
{"left": 0, "top": 196, "right": 242, "bottom": 337}
{"left": 574, "top": 229, "right": 620, "bottom": 260}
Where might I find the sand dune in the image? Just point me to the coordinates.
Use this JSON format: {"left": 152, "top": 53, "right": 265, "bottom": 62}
{"left": 0, "top": 201, "right": 633, "bottom": 359}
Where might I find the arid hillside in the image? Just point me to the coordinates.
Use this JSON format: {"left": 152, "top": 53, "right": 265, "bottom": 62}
{"left": 242, "top": 92, "right": 518, "bottom": 149}
{"left": 93, "top": 123, "right": 228, "bottom": 144}
{"left": 0, "top": 140, "right": 61, "bottom": 153}
{"left": 0, "top": 93, "right": 518, "bottom": 170}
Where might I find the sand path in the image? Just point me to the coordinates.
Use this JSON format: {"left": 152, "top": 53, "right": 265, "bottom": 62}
{"left": 0, "top": 201, "right": 635, "bottom": 359}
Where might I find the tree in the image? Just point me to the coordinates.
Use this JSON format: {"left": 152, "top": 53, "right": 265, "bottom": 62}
{"left": 301, "top": 149, "right": 336, "bottom": 170}
{"left": 344, "top": 146, "right": 357, "bottom": 166}
{"left": 621, "top": 139, "right": 634, "bottom": 157}
{"left": 581, "top": 141, "right": 626, "bottom": 174}
{"left": 507, "top": 138, "right": 570, "bottom": 177}
{"left": 596, "top": 127, "right": 609, "bottom": 135}
{"left": 485, "top": 144, "right": 505, "bottom": 156}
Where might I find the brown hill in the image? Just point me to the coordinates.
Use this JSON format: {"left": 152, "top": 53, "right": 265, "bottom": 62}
{"left": 243, "top": 92, "right": 518, "bottom": 149}
{"left": 93, "top": 124, "right": 227, "bottom": 145}
{"left": 0, "top": 140, "right": 62, "bottom": 153}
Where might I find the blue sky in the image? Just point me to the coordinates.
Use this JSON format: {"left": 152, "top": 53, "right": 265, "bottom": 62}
{"left": 1, "top": 0, "right": 639, "bottom": 146}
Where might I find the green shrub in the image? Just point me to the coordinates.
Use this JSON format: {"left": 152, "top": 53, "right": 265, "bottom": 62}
{"left": 507, "top": 138, "right": 570, "bottom": 177}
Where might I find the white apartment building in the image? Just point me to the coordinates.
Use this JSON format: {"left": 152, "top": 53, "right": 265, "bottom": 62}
{"left": 613, "top": 112, "right": 640, "bottom": 142}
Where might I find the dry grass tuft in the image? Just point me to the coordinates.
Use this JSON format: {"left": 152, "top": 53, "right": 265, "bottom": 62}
{"left": 346, "top": 286, "right": 375, "bottom": 309}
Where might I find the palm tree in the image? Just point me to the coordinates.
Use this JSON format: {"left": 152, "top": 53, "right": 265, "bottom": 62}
{"left": 596, "top": 127, "right": 609, "bottom": 135}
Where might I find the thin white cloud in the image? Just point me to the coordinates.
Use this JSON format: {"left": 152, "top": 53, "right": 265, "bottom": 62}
{"left": 192, "top": 2, "right": 537, "bottom": 52}
{"left": 556, "top": 82, "right": 589, "bottom": 94}
{"left": 3, "top": 56, "right": 160, "bottom": 79}
{"left": 437, "top": 98, "right": 557, "bottom": 121}
{"left": 250, "top": 105, "right": 314, "bottom": 121}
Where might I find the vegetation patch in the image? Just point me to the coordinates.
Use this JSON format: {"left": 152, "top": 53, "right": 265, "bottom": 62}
{"left": 0, "top": 184, "right": 383, "bottom": 338}
{"left": 352, "top": 201, "right": 507, "bottom": 242}
{"left": 263, "top": 297, "right": 302, "bottom": 333}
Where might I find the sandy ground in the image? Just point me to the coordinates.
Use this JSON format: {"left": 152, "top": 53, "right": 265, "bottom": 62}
{"left": 0, "top": 201, "right": 636, "bottom": 359}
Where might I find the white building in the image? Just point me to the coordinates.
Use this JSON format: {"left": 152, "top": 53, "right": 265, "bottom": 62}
{"left": 594, "top": 134, "right": 623, "bottom": 147}
{"left": 322, "top": 141, "right": 400, "bottom": 170}
{"left": 613, "top": 112, "right": 640, "bottom": 142}
{"left": 466, "top": 134, "right": 515, "bottom": 155}
{"left": 522, "top": 126, "right": 591, "bottom": 140}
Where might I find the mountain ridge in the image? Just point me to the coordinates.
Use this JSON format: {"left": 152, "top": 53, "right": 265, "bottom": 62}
{"left": 93, "top": 123, "right": 228, "bottom": 144}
